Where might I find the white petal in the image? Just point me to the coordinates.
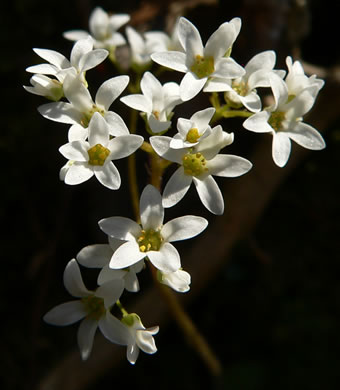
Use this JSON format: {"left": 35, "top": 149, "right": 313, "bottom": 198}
{"left": 63, "top": 259, "right": 91, "bottom": 297}
{"left": 104, "top": 112, "right": 129, "bottom": 136}
{"left": 140, "top": 185, "right": 164, "bottom": 230}
{"left": 110, "top": 241, "right": 146, "bottom": 269}
{"left": 160, "top": 270, "right": 191, "bottom": 293}
{"left": 193, "top": 175, "right": 224, "bottom": 215}
{"left": 120, "top": 94, "right": 152, "bottom": 113}
{"left": 245, "top": 50, "right": 275, "bottom": 75}
{"left": 285, "top": 122, "right": 325, "bottom": 150}
{"left": 68, "top": 124, "right": 88, "bottom": 142}
{"left": 97, "top": 265, "right": 126, "bottom": 285}
{"left": 180, "top": 72, "right": 206, "bottom": 101}
{"left": 77, "top": 244, "right": 112, "bottom": 268}
{"left": 161, "top": 216, "right": 208, "bottom": 242}
{"left": 88, "top": 112, "right": 109, "bottom": 146}
{"left": 124, "top": 271, "right": 140, "bottom": 293}
{"left": 99, "top": 216, "right": 141, "bottom": 240}
{"left": 95, "top": 279, "right": 124, "bottom": 309}
{"left": 64, "top": 163, "right": 94, "bottom": 185}
{"left": 108, "top": 134, "right": 143, "bottom": 160}
{"left": 63, "top": 30, "right": 90, "bottom": 42}
{"left": 127, "top": 342, "right": 140, "bottom": 364}
{"left": 95, "top": 76, "right": 129, "bottom": 111}
{"left": 191, "top": 107, "right": 215, "bottom": 131}
{"left": 63, "top": 75, "right": 93, "bottom": 112}
{"left": 99, "top": 312, "right": 130, "bottom": 346}
{"left": 70, "top": 37, "right": 94, "bottom": 69}
{"left": 26, "top": 63, "right": 59, "bottom": 75}
{"left": 94, "top": 163, "right": 121, "bottom": 190}
{"left": 140, "top": 71, "right": 162, "bottom": 101}
{"left": 178, "top": 17, "right": 203, "bottom": 59}
{"left": 213, "top": 57, "right": 245, "bottom": 79}
{"left": 204, "top": 21, "right": 236, "bottom": 60}
{"left": 148, "top": 115, "right": 171, "bottom": 133}
{"left": 150, "top": 51, "right": 187, "bottom": 72}
{"left": 147, "top": 243, "right": 181, "bottom": 272}
{"left": 150, "top": 136, "right": 185, "bottom": 163}
{"left": 38, "top": 102, "right": 82, "bottom": 125}
{"left": 77, "top": 317, "right": 98, "bottom": 360}
{"left": 243, "top": 111, "right": 273, "bottom": 133}
{"left": 239, "top": 92, "right": 262, "bottom": 113}
{"left": 79, "top": 49, "right": 108, "bottom": 72}
{"left": 109, "top": 13, "right": 130, "bottom": 31}
{"left": 272, "top": 132, "right": 291, "bottom": 167}
{"left": 196, "top": 125, "right": 224, "bottom": 159}
{"left": 208, "top": 154, "right": 252, "bottom": 177}
{"left": 59, "top": 140, "right": 89, "bottom": 161}
{"left": 43, "top": 301, "right": 87, "bottom": 326}
{"left": 33, "top": 48, "right": 69, "bottom": 69}
{"left": 162, "top": 167, "right": 192, "bottom": 208}
{"left": 136, "top": 328, "right": 158, "bottom": 354}
{"left": 269, "top": 73, "right": 288, "bottom": 110}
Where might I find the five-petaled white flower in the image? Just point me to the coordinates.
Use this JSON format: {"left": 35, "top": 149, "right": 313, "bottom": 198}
{"left": 243, "top": 73, "right": 325, "bottom": 167}
{"left": 121, "top": 71, "right": 182, "bottom": 133}
{"left": 43, "top": 259, "right": 125, "bottom": 360}
{"left": 204, "top": 50, "right": 285, "bottom": 112}
{"left": 77, "top": 237, "right": 144, "bottom": 292}
{"left": 98, "top": 184, "right": 208, "bottom": 273}
{"left": 26, "top": 36, "right": 108, "bottom": 85}
{"left": 38, "top": 74, "right": 131, "bottom": 140}
{"left": 151, "top": 17, "right": 244, "bottom": 101}
{"left": 150, "top": 126, "right": 252, "bottom": 215}
{"left": 58, "top": 112, "right": 143, "bottom": 189}
{"left": 63, "top": 7, "right": 130, "bottom": 54}
{"left": 169, "top": 107, "right": 215, "bottom": 149}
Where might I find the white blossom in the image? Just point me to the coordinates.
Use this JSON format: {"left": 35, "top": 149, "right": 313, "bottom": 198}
{"left": 98, "top": 184, "right": 208, "bottom": 273}
{"left": 121, "top": 71, "right": 182, "bottom": 133}
{"left": 38, "top": 74, "right": 130, "bottom": 138}
{"left": 169, "top": 107, "right": 215, "bottom": 149}
{"left": 63, "top": 7, "right": 129, "bottom": 53}
{"left": 151, "top": 17, "right": 244, "bottom": 101}
{"left": 204, "top": 50, "right": 285, "bottom": 112}
{"left": 24, "top": 74, "right": 64, "bottom": 101}
{"left": 43, "top": 259, "right": 125, "bottom": 360}
{"left": 243, "top": 73, "right": 325, "bottom": 167}
{"left": 58, "top": 112, "right": 143, "bottom": 189}
{"left": 158, "top": 269, "right": 191, "bottom": 292}
{"left": 150, "top": 126, "right": 252, "bottom": 215}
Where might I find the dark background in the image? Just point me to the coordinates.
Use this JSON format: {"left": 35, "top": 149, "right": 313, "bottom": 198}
{"left": 1, "top": 0, "right": 339, "bottom": 389}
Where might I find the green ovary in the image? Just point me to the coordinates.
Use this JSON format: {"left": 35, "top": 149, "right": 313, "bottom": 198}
{"left": 137, "top": 229, "right": 164, "bottom": 252}
{"left": 190, "top": 55, "right": 215, "bottom": 79}
{"left": 88, "top": 144, "right": 110, "bottom": 166}
{"left": 81, "top": 295, "right": 106, "bottom": 321}
{"left": 268, "top": 111, "right": 286, "bottom": 132}
{"left": 186, "top": 128, "right": 200, "bottom": 143}
{"left": 182, "top": 152, "right": 208, "bottom": 177}
{"left": 81, "top": 105, "right": 105, "bottom": 127}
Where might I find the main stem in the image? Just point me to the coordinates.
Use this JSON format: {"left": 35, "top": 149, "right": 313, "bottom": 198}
{"left": 148, "top": 152, "right": 222, "bottom": 377}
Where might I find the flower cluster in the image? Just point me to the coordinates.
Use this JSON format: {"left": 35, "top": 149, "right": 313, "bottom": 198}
{"left": 25, "top": 6, "right": 325, "bottom": 364}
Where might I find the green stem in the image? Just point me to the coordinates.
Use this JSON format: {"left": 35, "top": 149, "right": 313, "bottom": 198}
{"left": 116, "top": 299, "right": 128, "bottom": 317}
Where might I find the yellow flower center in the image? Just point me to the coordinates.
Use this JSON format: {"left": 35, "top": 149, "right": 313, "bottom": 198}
{"left": 268, "top": 111, "right": 286, "bottom": 132}
{"left": 81, "top": 295, "right": 106, "bottom": 321}
{"left": 88, "top": 144, "right": 110, "bottom": 166}
{"left": 232, "top": 80, "right": 248, "bottom": 96}
{"left": 152, "top": 110, "right": 160, "bottom": 120}
{"left": 185, "top": 128, "right": 200, "bottom": 143}
{"left": 182, "top": 151, "right": 208, "bottom": 177}
{"left": 81, "top": 105, "right": 105, "bottom": 127}
{"left": 190, "top": 55, "right": 215, "bottom": 79}
{"left": 137, "top": 229, "right": 164, "bottom": 252}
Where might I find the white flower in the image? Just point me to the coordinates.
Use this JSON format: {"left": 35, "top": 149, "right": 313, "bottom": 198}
{"left": 158, "top": 269, "right": 191, "bottom": 293}
{"left": 121, "top": 71, "right": 182, "bottom": 133}
{"left": 150, "top": 126, "right": 252, "bottom": 215}
{"left": 243, "top": 73, "right": 326, "bottom": 167}
{"left": 43, "top": 259, "right": 125, "bottom": 360}
{"left": 126, "top": 26, "right": 167, "bottom": 68}
{"left": 38, "top": 74, "right": 130, "bottom": 138}
{"left": 98, "top": 184, "right": 208, "bottom": 273}
{"left": 285, "top": 56, "right": 324, "bottom": 99}
{"left": 169, "top": 107, "right": 215, "bottom": 149}
{"left": 102, "top": 312, "right": 159, "bottom": 364}
{"left": 151, "top": 17, "right": 244, "bottom": 101}
{"left": 26, "top": 36, "right": 108, "bottom": 85}
{"left": 58, "top": 112, "right": 143, "bottom": 189}
{"left": 204, "top": 50, "right": 285, "bottom": 112}
{"left": 63, "top": 7, "right": 130, "bottom": 52}
{"left": 23, "top": 74, "right": 64, "bottom": 101}
{"left": 77, "top": 237, "right": 144, "bottom": 292}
